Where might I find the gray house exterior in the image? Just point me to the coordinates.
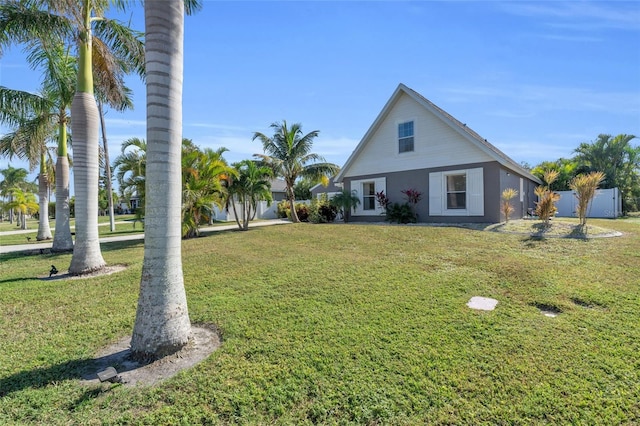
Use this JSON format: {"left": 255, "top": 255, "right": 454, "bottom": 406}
{"left": 335, "top": 84, "right": 541, "bottom": 223}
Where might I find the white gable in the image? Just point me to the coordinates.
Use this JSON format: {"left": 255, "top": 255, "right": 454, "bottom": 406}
{"left": 343, "top": 92, "right": 493, "bottom": 178}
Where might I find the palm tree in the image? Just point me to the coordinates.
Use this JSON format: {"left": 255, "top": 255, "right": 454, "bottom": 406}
{"left": 131, "top": 0, "right": 201, "bottom": 359}
{"left": 182, "top": 144, "right": 233, "bottom": 238}
{"left": 6, "top": 187, "right": 39, "bottom": 230}
{"left": 113, "top": 137, "right": 147, "bottom": 217}
{"left": 0, "top": 44, "right": 76, "bottom": 246}
{"left": 0, "top": 1, "right": 144, "bottom": 271}
{"left": 330, "top": 189, "right": 360, "bottom": 223}
{"left": 253, "top": 120, "right": 339, "bottom": 222}
{"left": 574, "top": 134, "right": 639, "bottom": 213}
{"left": 0, "top": 166, "right": 29, "bottom": 224}
{"left": 227, "top": 160, "right": 273, "bottom": 231}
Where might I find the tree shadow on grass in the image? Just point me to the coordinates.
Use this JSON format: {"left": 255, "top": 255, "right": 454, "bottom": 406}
{"left": 0, "top": 350, "right": 134, "bottom": 397}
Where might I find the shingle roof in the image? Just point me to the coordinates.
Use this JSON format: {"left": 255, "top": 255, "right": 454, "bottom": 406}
{"left": 336, "top": 83, "right": 542, "bottom": 184}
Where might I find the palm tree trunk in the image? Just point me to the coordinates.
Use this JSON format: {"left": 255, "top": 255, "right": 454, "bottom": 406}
{"left": 131, "top": 1, "right": 191, "bottom": 358}
{"left": 69, "top": 2, "right": 105, "bottom": 274}
{"left": 52, "top": 154, "right": 73, "bottom": 251}
{"left": 8, "top": 195, "right": 14, "bottom": 224}
{"left": 36, "top": 155, "right": 52, "bottom": 241}
{"left": 98, "top": 101, "right": 116, "bottom": 232}
{"left": 20, "top": 211, "right": 27, "bottom": 230}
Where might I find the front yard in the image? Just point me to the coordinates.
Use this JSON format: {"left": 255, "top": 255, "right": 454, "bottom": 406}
{"left": 0, "top": 219, "right": 638, "bottom": 424}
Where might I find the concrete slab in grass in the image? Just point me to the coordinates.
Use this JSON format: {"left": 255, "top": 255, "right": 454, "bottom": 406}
{"left": 467, "top": 296, "right": 498, "bottom": 311}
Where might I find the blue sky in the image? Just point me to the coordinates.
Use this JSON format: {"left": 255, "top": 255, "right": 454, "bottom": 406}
{"left": 1, "top": 1, "right": 639, "bottom": 189}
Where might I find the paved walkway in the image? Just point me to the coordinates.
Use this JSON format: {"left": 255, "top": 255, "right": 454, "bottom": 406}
{"left": 0, "top": 219, "right": 291, "bottom": 254}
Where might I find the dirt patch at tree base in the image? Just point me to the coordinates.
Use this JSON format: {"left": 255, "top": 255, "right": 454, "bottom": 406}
{"left": 81, "top": 325, "right": 221, "bottom": 387}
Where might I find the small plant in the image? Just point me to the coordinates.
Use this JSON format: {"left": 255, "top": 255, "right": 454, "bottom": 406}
{"left": 330, "top": 190, "right": 360, "bottom": 223}
{"left": 277, "top": 199, "right": 290, "bottom": 218}
{"left": 295, "top": 203, "right": 309, "bottom": 222}
{"left": 375, "top": 190, "right": 390, "bottom": 211}
{"left": 385, "top": 202, "right": 416, "bottom": 224}
{"left": 570, "top": 171, "right": 606, "bottom": 226}
{"left": 535, "top": 170, "right": 561, "bottom": 226}
{"left": 501, "top": 188, "right": 518, "bottom": 223}
{"left": 309, "top": 194, "right": 338, "bottom": 223}
{"left": 401, "top": 188, "right": 422, "bottom": 220}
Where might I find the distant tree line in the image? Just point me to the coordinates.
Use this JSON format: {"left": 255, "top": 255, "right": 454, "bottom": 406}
{"left": 530, "top": 134, "right": 639, "bottom": 214}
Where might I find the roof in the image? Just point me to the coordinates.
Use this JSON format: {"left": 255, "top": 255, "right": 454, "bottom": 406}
{"left": 335, "top": 83, "right": 542, "bottom": 184}
{"left": 269, "top": 178, "right": 288, "bottom": 193}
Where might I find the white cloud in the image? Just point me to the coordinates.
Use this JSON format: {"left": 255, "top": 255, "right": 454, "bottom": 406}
{"left": 499, "top": 2, "right": 640, "bottom": 32}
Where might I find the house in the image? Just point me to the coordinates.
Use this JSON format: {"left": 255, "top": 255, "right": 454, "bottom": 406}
{"left": 310, "top": 177, "right": 343, "bottom": 200}
{"left": 334, "top": 83, "right": 542, "bottom": 223}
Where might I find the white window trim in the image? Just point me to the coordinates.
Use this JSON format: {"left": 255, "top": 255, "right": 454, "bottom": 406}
{"left": 396, "top": 119, "right": 416, "bottom": 155}
{"left": 443, "top": 170, "right": 469, "bottom": 216}
{"left": 351, "top": 177, "right": 386, "bottom": 216}
{"left": 429, "top": 168, "right": 484, "bottom": 217}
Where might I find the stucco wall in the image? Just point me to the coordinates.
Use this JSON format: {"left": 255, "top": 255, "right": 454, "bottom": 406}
{"left": 344, "top": 161, "right": 538, "bottom": 223}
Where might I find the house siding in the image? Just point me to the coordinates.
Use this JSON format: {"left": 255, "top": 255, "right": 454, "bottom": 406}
{"left": 344, "top": 93, "right": 494, "bottom": 178}
{"left": 345, "top": 161, "right": 507, "bottom": 223}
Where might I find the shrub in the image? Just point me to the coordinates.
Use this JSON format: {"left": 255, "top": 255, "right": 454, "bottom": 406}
{"left": 501, "top": 188, "right": 518, "bottom": 223}
{"left": 277, "top": 200, "right": 290, "bottom": 218}
{"left": 535, "top": 170, "right": 561, "bottom": 226}
{"left": 375, "top": 191, "right": 390, "bottom": 211}
{"left": 295, "top": 203, "right": 309, "bottom": 222}
{"left": 309, "top": 195, "right": 337, "bottom": 223}
{"left": 385, "top": 202, "right": 416, "bottom": 224}
{"left": 570, "top": 171, "right": 605, "bottom": 226}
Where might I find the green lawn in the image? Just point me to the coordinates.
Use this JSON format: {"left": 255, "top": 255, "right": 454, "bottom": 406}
{"left": 0, "top": 219, "right": 639, "bottom": 424}
{"left": 0, "top": 215, "right": 142, "bottom": 246}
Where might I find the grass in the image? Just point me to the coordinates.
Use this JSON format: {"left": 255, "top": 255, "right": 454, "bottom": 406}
{"left": 0, "top": 219, "right": 639, "bottom": 424}
{"left": 0, "top": 215, "right": 235, "bottom": 246}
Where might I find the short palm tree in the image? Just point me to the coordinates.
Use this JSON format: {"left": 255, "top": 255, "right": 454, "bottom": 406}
{"left": 113, "top": 137, "right": 147, "bottom": 217}
{"left": 330, "top": 189, "right": 360, "bottom": 223}
{"left": 227, "top": 160, "right": 273, "bottom": 231}
{"left": 253, "top": 120, "right": 339, "bottom": 223}
{"left": 0, "top": 166, "right": 29, "bottom": 224}
{"left": 6, "top": 187, "right": 38, "bottom": 230}
{"left": 570, "top": 171, "right": 606, "bottom": 226}
{"left": 182, "top": 144, "right": 233, "bottom": 238}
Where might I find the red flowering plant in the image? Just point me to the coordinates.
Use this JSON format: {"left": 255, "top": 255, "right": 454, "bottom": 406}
{"left": 401, "top": 188, "right": 422, "bottom": 218}
{"left": 375, "top": 190, "right": 390, "bottom": 211}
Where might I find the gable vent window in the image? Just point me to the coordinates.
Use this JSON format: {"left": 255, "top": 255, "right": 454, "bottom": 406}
{"left": 398, "top": 121, "right": 414, "bottom": 153}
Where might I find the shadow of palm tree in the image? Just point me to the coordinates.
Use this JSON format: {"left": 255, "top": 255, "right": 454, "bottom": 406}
{"left": 0, "top": 348, "right": 147, "bottom": 397}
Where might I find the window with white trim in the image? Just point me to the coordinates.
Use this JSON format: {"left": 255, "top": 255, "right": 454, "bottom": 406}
{"left": 429, "top": 168, "right": 484, "bottom": 216}
{"left": 362, "top": 182, "right": 376, "bottom": 210}
{"left": 446, "top": 173, "right": 466, "bottom": 209}
{"left": 398, "top": 121, "right": 414, "bottom": 153}
{"left": 351, "top": 177, "right": 386, "bottom": 216}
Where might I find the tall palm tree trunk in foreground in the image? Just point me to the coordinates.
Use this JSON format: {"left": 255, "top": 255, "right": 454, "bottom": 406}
{"left": 69, "top": 2, "right": 105, "bottom": 274}
{"left": 131, "top": 1, "right": 191, "bottom": 358}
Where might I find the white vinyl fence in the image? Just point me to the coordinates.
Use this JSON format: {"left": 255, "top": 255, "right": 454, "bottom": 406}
{"left": 555, "top": 188, "right": 621, "bottom": 218}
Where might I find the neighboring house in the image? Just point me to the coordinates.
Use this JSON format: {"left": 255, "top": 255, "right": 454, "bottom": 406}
{"left": 213, "top": 178, "right": 286, "bottom": 221}
{"left": 310, "top": 177, "right": 343, "bottom": 200}
{"left": 269, "top": 178, "right": 288, "bottom": 202}
{"left": 335, "top": 83, "right": 542, "bottom": 223}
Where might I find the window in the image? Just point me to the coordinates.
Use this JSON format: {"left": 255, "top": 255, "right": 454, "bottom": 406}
{"left": 429, "top": 168, "right": 483, "bottom": 216}
{"left": 363, "top": 182, "right": 376, "bottom": 210}
{"left": 398, "top": 121, "right": 414, "bottom": 153}
{"left": 351, "top": 177, "right": 386, "bottom": 216}
{"left": 446, "top": 174, "right": 466, "bottom": 209}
